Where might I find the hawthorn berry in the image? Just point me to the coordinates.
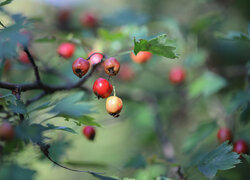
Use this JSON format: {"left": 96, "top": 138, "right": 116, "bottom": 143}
{"left": 0, "top": 122, "right": 15, "bottom": 141}
{"left": 169, "top": 67, "right": 185, "bottom": 84}
{"left": 103, "top": 57, "right": 120, "bottom": 76}
{"left": 57, "top": 42, "right": 75, "bottom": 59}
{"left": 83, "top": 126, "right": 96, "bottom": 141}
{"left": 88, "top": 52, "right": 104, "bottom": 65}
{"left": 72, "top": 58, "right": 90, "bottom": 78}
{"left": 217, "top": 127, "right": 232, "bottom": 143}
{"left": 19, "top": 51, "right": 30, "bottom": 64}
{"left": 57, "top": 9, "right": 71, "bottom": 24}
{"left": 106, "top": 96, "right": 123, "bottom": 118}
{"left": 233, "top": 140, "right": 248, "bottom": 155}
{"left": 80, "top": 12, "right": 97, "bottom": 28}
{"left": 130, "top": 51, "right": 152, "bottom": 64}
{"left": 93, "top": 78, "right": 113, "bottom": 99}
{"left": 118, "top": 63, "right": 135, "bottom": 81}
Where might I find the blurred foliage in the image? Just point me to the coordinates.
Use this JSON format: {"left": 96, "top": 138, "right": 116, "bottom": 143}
{"left": 0, "top": 0, "right": 249, "bottom": 180}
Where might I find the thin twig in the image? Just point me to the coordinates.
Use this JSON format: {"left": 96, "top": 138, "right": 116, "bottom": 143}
{"left": 24, "top": 47, "right": 41, "bottom": 84}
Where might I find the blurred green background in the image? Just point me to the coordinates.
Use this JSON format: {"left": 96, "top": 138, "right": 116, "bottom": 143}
{"left": 0, "top": 0, "right": 249, "bottom": 179}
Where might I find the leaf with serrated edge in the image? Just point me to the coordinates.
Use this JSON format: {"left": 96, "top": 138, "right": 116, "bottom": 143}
{"left": 197, "top": 142, "right": 240, "bottom": 178}
{"left": 133, "top": 34, "right": 178, "bottom": 59}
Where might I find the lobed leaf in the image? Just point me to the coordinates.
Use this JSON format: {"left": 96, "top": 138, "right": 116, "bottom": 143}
{"left": 133, "top": 34, "right": 178, "bottom": 59}
{"left": 196, "top": 142, "right": 241, "bottom": 178}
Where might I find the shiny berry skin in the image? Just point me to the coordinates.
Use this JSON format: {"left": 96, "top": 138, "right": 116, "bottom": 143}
{"left": 80, "top": 12, "right": 97, "bottom": 28}
{"left": 130, "top": 51, "right": 152, "bottom": 64}
{"left": 106, "top": 96, "right": 123, "bottom": 118}
{"left": 217, "top": 127, "right": 232, "bottom": 143}
{"left": 19, "top": 51, "right": 30, "bottom": 64}
{"left": 103, "top": 57, "right": 120, "bottom": 76}
{"left": 233, "top": 140, "right": 248, "bottom": 154}
{"left": 88, "top": 52, "right": 104, "bottom": 65}
{"left": 72, "top": 58, "right": 90, "bottom": 78}
{"left": 118, "top": 63, "right": 135, "bottom": 81}
{"left": 83, "top": 126, "right": 96, "bottom": 141}
{"left": 169, "top": 67, "right": 186, "bottom": 84}
{"left": 57, "top": 42, "right": 75, "bottom": 59}
{"left": 0, "top": 122, "right": 15, "bottom": 141}
{"left": 93, "top": 78, "right": 113, "bottom": 99}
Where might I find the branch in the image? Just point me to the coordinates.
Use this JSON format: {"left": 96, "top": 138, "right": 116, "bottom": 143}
{"left": 38, "top": 142, "right": 105, "bottom": 175}
{"left": 0, "top": 63, "right": 100, "bottom": 93}
{"left": 23, "top": 47, "right": 41, "bottom": 84}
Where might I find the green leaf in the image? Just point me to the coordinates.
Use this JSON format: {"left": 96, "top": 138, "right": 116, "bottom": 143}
{"left": 0, "top": 0, "right": 13, "bottom": 7}
{"left": 133, "top": 34, "right": 178, "bottom": 59}
{"left": 240, "top": 103, "right": 250, "bottom": 124}
{"left": 15, "top": 123, "right": 76, "bottom": 143}
{"left": 0, "top": 14, "right": 29, "bottom": 59}
{"left": 71, "top": 115, "right": 101, "bottom": 127}
{"left": 190, "top": 12, "right": 223, "bottom": 33}
{"left": 0, "top": 164, "right": 36, "bottom": 180}
{"left": 242, "top": 154, "right": 250, "bottom": 163}
{"left": 188, "top": 71, "right": 227, "bottom": 98}
{"left": 46, "top": 124, "right": 77, "bottom": 134}
{"left": 215, "top": 31, "right": 250, "bottom": 42}
{"left": 0, "top": 94, "right": 27, "bottom": 114}
{"left": 8, "top": 99, "right": 27, "bottom": 114}
{"left": 196, "top": 142, "right": 240, "bottom": 178}
{"left": 35, "top": 36, "right": 57, "bottom": 43}
{"left": 183, "top": 121, "right": 217, "bottom": 153}
{"left": 228, "top": 91, "right": 250, "bottom": 114}
{"left": 49, "top": 93, "right": 93, "bottom": 118}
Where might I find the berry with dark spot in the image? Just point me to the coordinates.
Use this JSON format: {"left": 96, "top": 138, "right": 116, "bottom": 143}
{"left": 103, "top": 57, "right": 120, "bottom": 76}
{"left": 72, "top": 58, "right": 90, "bottom": 78}
{"left": 106, "top": 96, "right": 123, "bottom": 118}
{"left": 83, "top": 126, "right": 96, "bottom": 141}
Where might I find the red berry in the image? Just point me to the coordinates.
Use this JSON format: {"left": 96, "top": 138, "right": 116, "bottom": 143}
{"left": 57, "top": 9, "right": 71, "bottom": 24}
{"left": 57, "top": 42, "right": 75, "bottom": 59}
{"left": 19, "top": 51, "right": 30, "bottom": 64}
{"left": 118, "top": 63, "right": 135, "bottom": 81}
{"left": 72, "top": 58, "right": 90, "bottom": 78}
{"left": 93, "top": 78, "right": 113, "bottom": 99}
{"left": 80, "top": 12, "right": 97, "bottom": 28}
{"left": 106, "top": 96, "right": 123, "bottom": 118}
{"left": 233, "top": 140, "right": 248, "bottom": 154}
{"left": 217, "top": 127, "right": 232, "bottom": 143}
{"left": 130, "top": 51, "right": 152, "bottom": 64}
{"left": 103, "top": 57, "right": 120, "bottom": 76}
{"left": 83, "top": 126, "right": 96, "bottom": 141}
{"left": 88, "top": 52, "right": 104, "bottom": 65}
{"left": 169, "top": 67, "right": 185, "bottom": 84}
{"left": 0, "top": 122, "right": 15, "bottom": 141}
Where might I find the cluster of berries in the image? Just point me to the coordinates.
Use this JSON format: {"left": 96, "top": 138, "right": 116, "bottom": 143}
{"left": 217, "top": 127, "right": 248, "bottom": 155}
